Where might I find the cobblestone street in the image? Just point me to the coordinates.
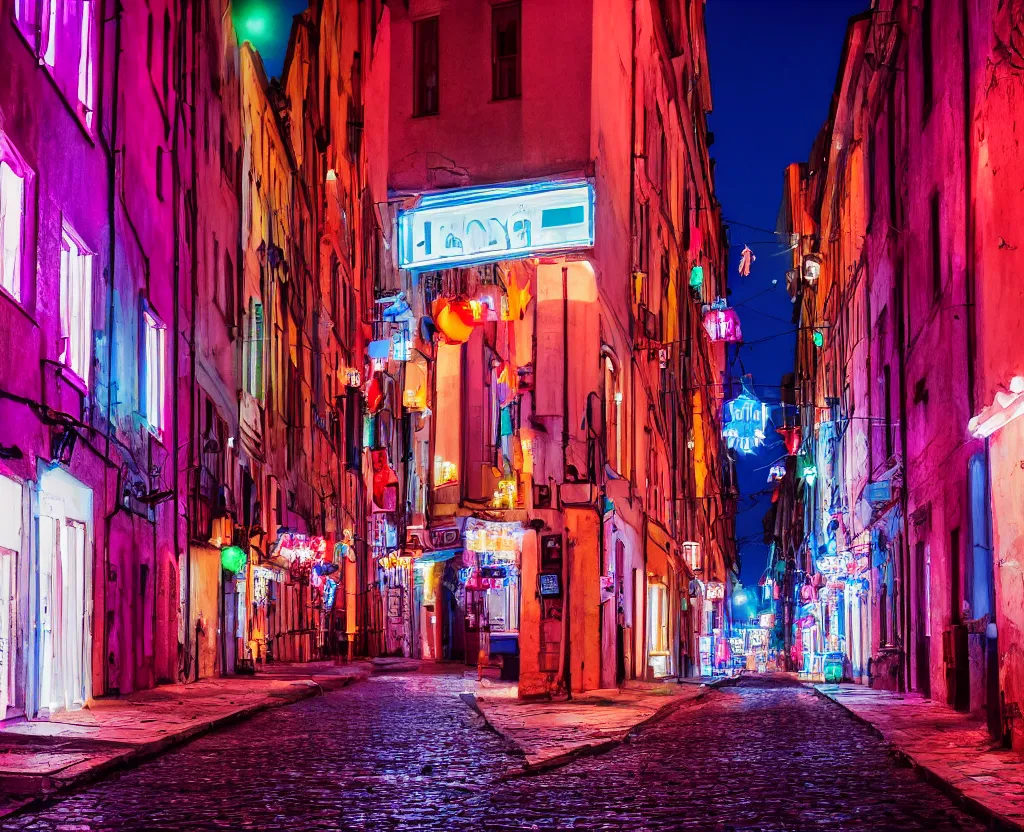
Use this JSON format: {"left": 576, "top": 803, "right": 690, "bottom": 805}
{"left": 0, "top": 673, "right": 986, "bottom": 831}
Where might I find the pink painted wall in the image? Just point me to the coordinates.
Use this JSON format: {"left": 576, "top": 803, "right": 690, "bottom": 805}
{"left": 967, "top": 0, "right": 1024, "bottom": 748}
{"left": 387, "top": 0, "right": 593, "bottom": 193}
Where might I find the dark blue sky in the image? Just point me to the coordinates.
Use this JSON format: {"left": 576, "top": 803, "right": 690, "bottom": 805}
{"left": 249, "top": 0, "right": 867, "bottom": 590}
{"left": 705, "top": 0, "right": 866, "bottom": 590}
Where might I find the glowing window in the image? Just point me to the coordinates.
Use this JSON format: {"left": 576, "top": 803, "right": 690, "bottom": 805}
{"left": 15, "top": 0, "right": 96, "bottom": 129}
{"left": 142, "top": 306, "right": 167, "bottom": 435}
{"left": 0, "top": 140, "right": 27, "bottom": 301}
{"left": 59, "top": 223, "right": 93, "bottom": 382}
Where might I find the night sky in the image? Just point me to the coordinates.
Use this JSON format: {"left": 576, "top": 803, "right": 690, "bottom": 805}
{"left": 247, "top": 0, "right": 867, "bottom": 591}
{"left": 705, "top": 0, "right": 866, "bottom": 591}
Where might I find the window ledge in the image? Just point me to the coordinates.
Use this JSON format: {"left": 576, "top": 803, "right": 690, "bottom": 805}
{"left": 0, "top": 285, "right": 36, "bottom": 326}
{"left": 58, "top": 365, "right": 89, "bottom": 397}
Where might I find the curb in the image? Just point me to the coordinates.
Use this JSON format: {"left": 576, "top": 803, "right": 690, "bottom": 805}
{"left": 0, "top": 670, "right": 370, "bottom": 820}
{"left": 811, "top": 685, "right": 1023, "bottom": 832}
{"left": 474, "top": 675, "right": 736, "bottom": 779}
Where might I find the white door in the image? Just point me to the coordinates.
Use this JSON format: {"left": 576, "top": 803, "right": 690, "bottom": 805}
{"left": 37, "top": 497, "right": 88, "bottom": 715}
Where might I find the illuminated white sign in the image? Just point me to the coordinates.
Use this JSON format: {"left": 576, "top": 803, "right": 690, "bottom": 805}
{"left": 397, "top": 180, "right": 595, "bottom": 271}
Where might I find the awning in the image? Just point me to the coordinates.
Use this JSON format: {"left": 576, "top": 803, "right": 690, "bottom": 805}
{"left": 413, "top": 548, "right": 462, "bottom": 565}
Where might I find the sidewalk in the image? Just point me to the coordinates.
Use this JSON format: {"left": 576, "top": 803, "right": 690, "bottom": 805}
{"left": 815, "top": 683, "right": 1024, "bottom": 831}
{"left": 0, "top": 660, "right": 371, "bottom": 817}
{"left": 469, "top": 676, "right": 730, "bottom": 774}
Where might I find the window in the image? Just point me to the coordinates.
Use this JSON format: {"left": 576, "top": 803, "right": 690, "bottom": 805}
{"left": 224, "top": 252, "right": 234, "bottom": 327}
{"left": 0, "top": 134, "right": 29, "bottom": 302}
{"left": 492, "top": 2, "right": 521, "bottom": 100}
{"left": 921, "top": 0, "right": 934, "bottom": 121}
{"left": 15, "top": 0, "right": 95, "bottom": 129}
{"left": 413, "top": 16, "right": 439, "bottom": 117}
{"left": 245, "top": 298, "right": 265, "bottom": 401}
{"left": 142, "top": 306, "right": 167, "bottom": 435}
{"left": 156, "top": 148, "right": 165, "bottom": 201}
{"left": 930, "top": 192, "right": 941, "bottom": 300}
{"left": 59, "top": 223, "right": 93, "bottom": 382}
{"left": 883, "top": 364, "right": 893, "bottom": 459}
{"left": 603, "top": 353, "right": 622, "bottom": 474}
{"left": 658, "top": 112, "right": 668, "bottom": 194}
{"left": 213, "top": 236, "right": 220, "bottom": 309}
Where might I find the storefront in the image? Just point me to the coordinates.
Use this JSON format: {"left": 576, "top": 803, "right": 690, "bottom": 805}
{"left": 645, "top": 522, "right": 674, "bottom": 679}
{"left": 462, "top": 518, "right": 523, "bottom": 677}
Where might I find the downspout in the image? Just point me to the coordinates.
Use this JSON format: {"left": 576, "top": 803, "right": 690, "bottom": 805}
{"left": 175, "top": 0, "right": 197, "bottom": 683}
{"left": 560, "top": 264, "right": 571, "bottom": 698}
{"left": 961, "top": 0, "right": 976, "bottom": 416}
{"left": 895, "top": 18, "right": 913, "bottom": 695}
{"left": 627, "top": 0, "right": 639, "bottom": 683}
{"left": 628, "top": 0, "right": 639, "bottom": 502}
{"left": 101, "top": 0, "right": 124, "bottom": 698}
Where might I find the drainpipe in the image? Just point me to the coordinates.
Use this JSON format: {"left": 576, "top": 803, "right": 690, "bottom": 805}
{"left": 895, "top": 11, "right": 912, "bottom": 696}
{"left": 561, "top": 264, "right": 572, "bottom": 698}
{"left": 101, "top": 0, "right": 124, "bottom": 698}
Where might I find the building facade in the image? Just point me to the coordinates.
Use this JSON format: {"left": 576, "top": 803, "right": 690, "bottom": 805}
{"left": 0, "top": 0, "right": 734, "bottom": 725}
{"left": 360, "top": 0, "right": 736, "bottom": 694}
{"left": 774, "top": 0, "right": 1023, "bottom": 748}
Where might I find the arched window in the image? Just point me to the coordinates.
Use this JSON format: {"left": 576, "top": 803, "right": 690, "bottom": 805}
{"left": 602, "top": 349, "right": 622, "bottom": 475}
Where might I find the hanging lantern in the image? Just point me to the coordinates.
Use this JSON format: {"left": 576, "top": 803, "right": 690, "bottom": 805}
{"left": 432, "top": 297, "right": 476, "bottom": 344}
{"left": 813, "top": 328, "right": 825, "bottom": 348}
{"left": 371, "top": 448, "right": 399, "bottom": 511}
{"left": 767, "top": 462, "right": 786, "bottom": 483}
{"left": 689, "top": 265, "right": 704, "bottom": 291}
{"left": 798, "top": 450, "right": 817, "bottom": 486}
{"left": 681, "top": 541, "right": 701, "bottom": 573}
{"left": 221, "top": 545, "right": 247, "bottom": 574}
{"left": 365, "top": 373, "right": 384, "bottom": 412}
{"left": 777, "top": 425, "right": 801, "bottom": 456}
{"left": 722, "top": 390, "right": 768, "bottom": 455}
{"left": 803, "top": 253, "right": 823, "bottom": 285}
{"left": 702, "top": 299, "right": 743, "bottom": 342}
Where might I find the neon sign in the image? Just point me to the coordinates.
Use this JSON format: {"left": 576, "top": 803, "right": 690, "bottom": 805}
{"left": 723, "top": 391, "right": 768, "bottom": 455}
{"left": 275, "top": 534, "right": 327, "bottom": 565}
{"left": 397, "top": 180, "right": 595, "bottom": 270}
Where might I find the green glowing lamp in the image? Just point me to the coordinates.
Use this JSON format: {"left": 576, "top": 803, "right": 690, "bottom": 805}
{"left": 221, "top": 545, "right": 247, "bottom": 574}
{"left": 812, "top": 329, "right": 824, "bottom": 348}
{"left": 689, "top": 265, "right": 704, "bottom": 291}
{"left": 244, "top": 13, "right": 268, "bottom": 36}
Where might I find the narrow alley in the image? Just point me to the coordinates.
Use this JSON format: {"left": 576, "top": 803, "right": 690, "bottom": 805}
{"left": 0, "top": 671, "right": 985, "bottom": 831}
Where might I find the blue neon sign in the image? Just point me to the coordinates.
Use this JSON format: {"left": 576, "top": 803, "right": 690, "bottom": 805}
{"left": 397, "top": 179, "right": 595, "bottom": 271}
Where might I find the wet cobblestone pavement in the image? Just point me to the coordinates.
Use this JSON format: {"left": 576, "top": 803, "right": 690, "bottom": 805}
{"left": 1, "top": 673, "right": 986, "bottom": 831}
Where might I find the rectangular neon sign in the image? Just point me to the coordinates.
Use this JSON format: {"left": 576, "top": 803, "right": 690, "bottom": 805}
{"left": 397, "top": 179, "right": 595, "bottom": 270}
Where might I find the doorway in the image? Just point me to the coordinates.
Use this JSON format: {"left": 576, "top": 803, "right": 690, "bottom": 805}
{"left": 35, "top": 468, "right": 92, "bottom": 717}
{"left": 914, "top": 540, "right": 931, "bottom": 697}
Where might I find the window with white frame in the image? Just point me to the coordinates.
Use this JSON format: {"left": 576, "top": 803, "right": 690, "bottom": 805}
{"left": 14, "top": 0, "right": 96, "bottom": 129}
{"left": 0, "top": 133, "right": 29, "bottom": 302}
{"left": 142, "top": 306, "right": 166, "bottom": 435}
{"left": 244, "top": 298, "right": 264, "bottom": 402}
{"left": 59, "top": 223, "right": 93, "bottom": 382}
